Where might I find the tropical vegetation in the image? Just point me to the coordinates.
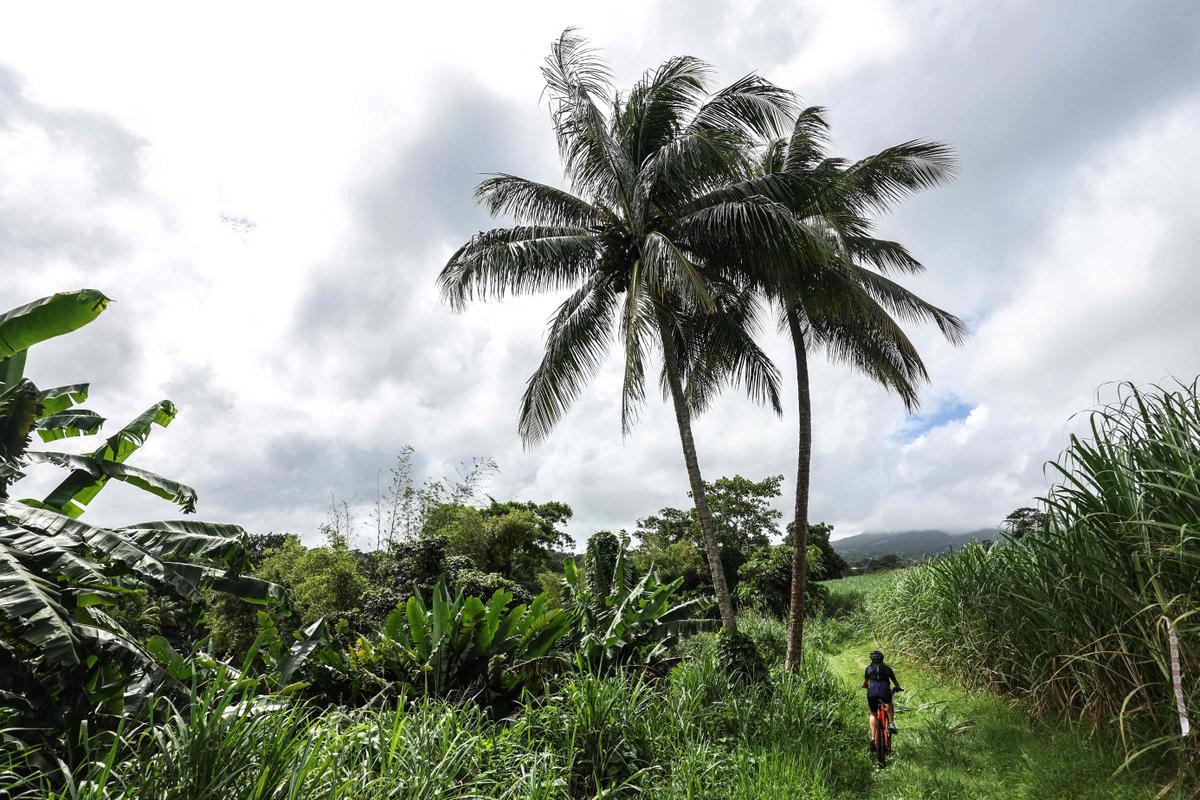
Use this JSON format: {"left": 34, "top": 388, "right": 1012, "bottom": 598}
{"left": 2, "top": 27, "right": 1193, "bottom": 800}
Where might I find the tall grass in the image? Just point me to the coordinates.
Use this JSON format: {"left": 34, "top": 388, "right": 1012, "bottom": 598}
{"left": 873, "top": 381, "right": 1199, "bottom": 788}
{"left": 7, "top": 615, "right": 871, "bottom": 799}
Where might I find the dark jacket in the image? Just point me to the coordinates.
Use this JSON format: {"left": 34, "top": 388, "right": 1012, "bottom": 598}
{"left": 862, "top": 663, "right": 901, "bottom": 698}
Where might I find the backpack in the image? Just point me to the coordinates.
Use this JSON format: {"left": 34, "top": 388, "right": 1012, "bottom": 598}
{"left": 865, "top": 663, "right": 890, "bottom": 695}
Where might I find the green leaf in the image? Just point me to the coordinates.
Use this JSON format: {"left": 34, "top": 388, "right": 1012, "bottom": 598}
{"left": 0, "top": 500, "right": 168, "bottom": 586}
{"left": 162, "top": 561, "right": 284, "bottom": 604}
{"left": 406, "top": 596, "right": 429, "bottom": 656}
{"left": 35, "top": 384, "right": 90, "bottom": 417}
{"left": 0, "top": 546, "right": 78, "bottom": 666}
{"left": 28, "top": 452, "right": 198, "bottom": 514}
{"left": 42, "top": 400, "right": 179, "bottom": 516}
{"left": 0, "top": 351, "right": 27, "bottom": 392}
{"left": 0, "top": 381, "right": 40, "bottom": 470}
{"left": 120, "top": 520, "right": 249, "bottom": 568}
{"left": 35, "top": 410, "right": 105, "bottom": 442}
{"left": 0, "top": 290, "right": 110, "bottom": 361}
{"left": 278, "top": 619, "right": 326, "bottom": 685}
{"left": 0, "top": 519, "right": 110, "bottom": 586}
{"left": 146, "top": 635, "right": 192, "bottom": 682}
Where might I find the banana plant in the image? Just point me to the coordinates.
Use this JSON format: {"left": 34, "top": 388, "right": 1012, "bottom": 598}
{"left": 0, "top": 290, "right": 282, "bottom": 755}
{"left": 561, "top": 537, "right": 716, "bottom": 670}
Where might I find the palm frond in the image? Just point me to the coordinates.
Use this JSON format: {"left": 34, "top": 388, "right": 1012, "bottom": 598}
{"left": 439, "top": 226, "right": 599, "bottom": 311}
{"left": 641, "top": 231, "right": 714, "bottom": 311}
{"left": 619, "top": 265, "right": 658, "bottom": 436}
{"left": 518, "top": 276, "right": 619, "bottom": 446}
{"left": 676, "top": 196, "right": 835, "bottom": 285}
{"left": 843, "top": 139, "right": 957, "bottom": 213}
{"left": 680, "top": 285, "right": 781, "bottom": 415}
{"left": 851, "top": 266, "right": 967, "bottom": 344}
{"left": 474, "top": 174, "right": 602, "bottom": 227}
{"left": 688, "top": 73, "right": 796, "bottom": 141}
{"left": 620, "top": 55, "right": 711, "bottom": 166}
{"left": 783, "top": 105, "right": 831, "bottom": 172}
{"left": 541, "top": 30, "right": 632, "bottom": 205}
{"left": 841, "top": 235, "right": 925, "bottom": 275}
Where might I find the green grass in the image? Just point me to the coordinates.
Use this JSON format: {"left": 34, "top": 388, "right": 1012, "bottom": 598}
{"left": 821, "top": 632, "right": 1163, "bottom": 800}
{"left": 819, "top": 570, "right": 907, "bottom": 620}
{"left": 12, "top": 634, "right": 874, "bottom": 800}
{"left": 823, "top": 570, "right": 907, "bottom": 599}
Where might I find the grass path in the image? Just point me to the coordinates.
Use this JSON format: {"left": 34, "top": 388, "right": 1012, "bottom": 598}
{"left": 822, "top": 635, "right": 1158, "bottom": 800}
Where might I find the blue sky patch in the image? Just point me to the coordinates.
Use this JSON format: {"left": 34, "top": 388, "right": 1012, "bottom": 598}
{"left": 899, "top": 396, "right": 975, "bottom": 441}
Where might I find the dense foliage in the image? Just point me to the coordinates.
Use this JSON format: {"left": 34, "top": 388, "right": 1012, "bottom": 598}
{"left": 873, "top": 381, "right": 1200, "bottom": 787}
{"left": 2, "top": 616, "right": 873, "bottom": 800}
{"left": 633, "top": 474, "right": 845, "bottom": 617}
{"left": 561, "top": 532, "right": 714, "bottom": 670}
{"left": 0, "top": 291, "right": 280, "bottom": 766}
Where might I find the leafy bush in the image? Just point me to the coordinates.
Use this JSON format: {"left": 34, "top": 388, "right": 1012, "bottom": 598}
{"left": 357, "top": 578, "right": 571, "bottom": 704}
{"left": 734, "top": 541, "right": 828, "bottom": 617}
{"left": 715, "top": 631, "right": 769, "bottom": 686}
{"left": 254, "top": 538, "right": 367, "bottom": 626}
{"left": 562, "top": 534, "right": 715, "bottom": 670}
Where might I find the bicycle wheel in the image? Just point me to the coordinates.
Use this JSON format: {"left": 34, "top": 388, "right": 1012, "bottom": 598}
{"left": 876, "top": 706, "right": 890, "bottom": 767}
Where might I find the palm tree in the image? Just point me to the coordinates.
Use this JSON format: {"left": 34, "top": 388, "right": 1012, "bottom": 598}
{"left": 752, "top": 109, "right": 966, "bottom": 669}
{"left": 438, "top": 31, "right": 818, "bottom": 631}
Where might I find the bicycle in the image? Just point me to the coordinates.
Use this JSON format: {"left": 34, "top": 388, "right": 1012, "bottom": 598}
{"left": 871, "top": 688, "right": 902, "bottom": 767}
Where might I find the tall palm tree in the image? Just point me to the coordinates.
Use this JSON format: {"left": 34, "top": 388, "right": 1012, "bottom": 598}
{"left": 438, "top": 31, "right": 816, "bottom": 631}
{"left": 753, "top": 109, "right": 966, "bottom": 669}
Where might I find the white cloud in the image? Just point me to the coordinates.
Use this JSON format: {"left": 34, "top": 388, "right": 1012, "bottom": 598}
{"left": 3, "top": 1, "right": 1199, "bottom": 546}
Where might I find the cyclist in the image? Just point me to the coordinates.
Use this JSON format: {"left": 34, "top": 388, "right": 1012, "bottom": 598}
{"left": 862, "top": 650, "right": 903, "bottom": 751}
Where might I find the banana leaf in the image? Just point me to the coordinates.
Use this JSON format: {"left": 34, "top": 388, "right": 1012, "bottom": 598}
{"left": 35, "top": 410, "right": 105, "bottom": 442}
{"left": 0, "top": 352, "right": 26, "bottom": 392}
{"left": 0, "top": 290, "right": 110, "bottom": 361}
{"left": 0, "top": 501, "right": 168, "bottom": 587}
{"left": 27, "top": 453, "right": 195, "bottom": 515}
{"left": 279, "top": 619, "right": 328, "bottom": 684}
{"left": 161, "top": 560, "right": 284, "bottom": 604}
{"left": 42, "top": 400, "right": 179, "bottom": 516}
{"left": 36, "top": 384, "right": 90, "bottom": 417}
{"left": 1, "top": 381, "right": 41, "bottom": 467}
{"left": 120, "top": 520, "right": 251, "bottom": 568}
{"left": 0, "top": 519, "right": 110, "bottom": 586}
{"left": 0, "top": 546, "right": 78, "bottom": 666}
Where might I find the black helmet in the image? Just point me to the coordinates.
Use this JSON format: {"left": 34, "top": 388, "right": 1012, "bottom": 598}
{"left": 869, "top": 650, "right": 884, "bottom": 663}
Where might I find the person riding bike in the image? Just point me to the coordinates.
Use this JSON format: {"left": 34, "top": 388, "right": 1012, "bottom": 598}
{"left": 861, "top": 650, "right": 903, "bottom": 751}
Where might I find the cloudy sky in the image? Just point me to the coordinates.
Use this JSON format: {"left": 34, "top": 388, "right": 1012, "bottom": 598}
{"left": 3, "top": 1, "right": 1198, "bottom": 546}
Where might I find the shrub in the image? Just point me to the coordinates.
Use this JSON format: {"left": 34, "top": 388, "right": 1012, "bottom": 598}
{"left": 562, "top": 535, "right": 715, "bottom": 670}
{"left": 715, "top": 631, "right": 769, "bottom": 686}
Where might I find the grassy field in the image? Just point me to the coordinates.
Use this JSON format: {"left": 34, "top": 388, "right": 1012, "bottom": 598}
{"left": 820, "top": 570, "right": 907, "bottom": 619}
{"left": 823, "top": 570, "right": 907, "bottom": 598}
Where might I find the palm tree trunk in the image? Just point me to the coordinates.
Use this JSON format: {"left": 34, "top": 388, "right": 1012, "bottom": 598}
{"left": 784, "top": 305, "right": 812, "bottom": 672}
{"left": 656, "top": 312, "right": 738, "bottom": 632}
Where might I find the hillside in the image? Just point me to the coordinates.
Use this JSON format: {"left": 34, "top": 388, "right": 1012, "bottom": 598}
{"left": 831, "top": 528, "right": 996, "bottom": 561}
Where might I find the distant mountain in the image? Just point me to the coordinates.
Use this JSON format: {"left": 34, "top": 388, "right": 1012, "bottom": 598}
{"left": 831, "top": 529, "right": 997, "bottom": 561}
